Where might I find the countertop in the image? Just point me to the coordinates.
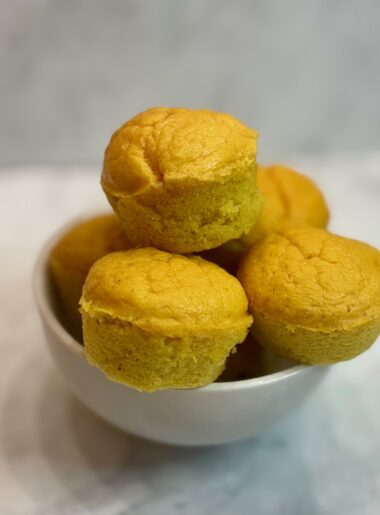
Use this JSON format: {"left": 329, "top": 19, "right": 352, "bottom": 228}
{"left": 1, "top": 157, "right": 380, "bottom": 515}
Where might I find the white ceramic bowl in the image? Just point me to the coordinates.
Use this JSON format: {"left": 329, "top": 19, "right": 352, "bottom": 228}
{"left": 34, "top": 217, "right": 329, "bottom": 446}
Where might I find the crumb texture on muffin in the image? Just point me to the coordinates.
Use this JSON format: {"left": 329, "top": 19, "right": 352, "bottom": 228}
{"left": 238, "top": 227, "right": 380, "bottom": 364}
{"left": 102, "top": 107, "right": 258, "bottom": 193}
{"left": 101, "top": 107, "right": 262, "bottom": 253}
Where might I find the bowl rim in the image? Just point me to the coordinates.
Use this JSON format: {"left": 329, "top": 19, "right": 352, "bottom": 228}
{"left": 33, "top": 212, "right": 310, "bottom": 393}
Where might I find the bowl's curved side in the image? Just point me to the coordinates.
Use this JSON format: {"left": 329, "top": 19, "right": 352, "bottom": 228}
{"left": 41, "top": 316, "right": 328, "bottom": 445}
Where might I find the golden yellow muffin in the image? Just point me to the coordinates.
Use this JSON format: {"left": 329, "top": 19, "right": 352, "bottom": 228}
{"left": 101, "top": 107, "right": 262, "bottom": 253}
{"left": 240, "top": 165, "right": 329, "bottom": 247}
{"left": 49, "top": 214, "right": 130, "bottom": 338}
{"left": 238, "top": 227, "right": 380, "bottom": 364}
{"left": 80, "top": 248, "right": 253, "bottom": 392}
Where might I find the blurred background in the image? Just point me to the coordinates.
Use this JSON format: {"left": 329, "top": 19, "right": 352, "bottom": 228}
{"left": 1, "top": 0, "right": 379, "bottom": 167}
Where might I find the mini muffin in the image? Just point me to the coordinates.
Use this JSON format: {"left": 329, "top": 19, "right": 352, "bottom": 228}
{"left": 240, "top": 165, "right": 329, "bottom": 248}
{"left": 49, "top": 214, "right": 130, "bottom": 337}
{"left": 101, "top": 107, "right": 262, "bottom": 253}
{"left": 80, "top": 248, "right": 252, "bottom": 392}
{"left": 238, "top": 227, "right": 380, "bottom": 364}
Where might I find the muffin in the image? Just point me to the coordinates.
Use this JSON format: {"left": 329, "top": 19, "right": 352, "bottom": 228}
{"left": 238, "top": 227, "right": 380, "bottom": 364}
{"left": 101, "top": 107, "right": 262, "bottom": 253}
{"left": 80, "top": 248, "right": 253, "bottom": 392}
{"left": 240, "top": 165, "right": 329, "bottom": 248}
{"left": 49, "top": 214, "right": 130, "bottom": 337}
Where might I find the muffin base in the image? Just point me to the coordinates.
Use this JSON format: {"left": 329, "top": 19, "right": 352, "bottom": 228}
{"left": 104, "top": 174, "right": 262, "bottom": 253}
{"left": 83, "top": 312, "right": 249, "bottom": 392}
{"left": 251, "top": 310, "right": 380, "bottom": 365}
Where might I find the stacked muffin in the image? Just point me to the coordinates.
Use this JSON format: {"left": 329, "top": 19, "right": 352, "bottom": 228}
{"left": 49, "top": 107, "right": 380, "bottom": 392}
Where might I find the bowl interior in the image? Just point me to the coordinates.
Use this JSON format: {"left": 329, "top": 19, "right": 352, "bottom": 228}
{"left": 34, "top": 215, "right": 307, "bottom": 392}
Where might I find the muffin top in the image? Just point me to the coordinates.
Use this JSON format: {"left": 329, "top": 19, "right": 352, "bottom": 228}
{"left": 238, "top": 227, "right": 380, "bottom": 331}
{"left": 49, "top": 214, "right": 129, "bottom": 274}
{"left": 101, "top": 107, "right": 258, "bottom": 197}
{"left": 81, "top": 247, "right": 252, "bottom": 335}
{"left": 240, "top": 165, "right": 329, "bottom": 246}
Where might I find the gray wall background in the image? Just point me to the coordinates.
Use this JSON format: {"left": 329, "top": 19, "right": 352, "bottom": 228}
{"left": 1, "top": 0, "right": 379, "bottom": 167}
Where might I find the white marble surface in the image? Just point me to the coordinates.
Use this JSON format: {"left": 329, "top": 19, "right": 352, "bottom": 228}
{"left": 1, "top": 0, "right": 380, "bottom": 165}
{"left": 1, "top": 158, "right": 380, "bottom": 515}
